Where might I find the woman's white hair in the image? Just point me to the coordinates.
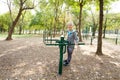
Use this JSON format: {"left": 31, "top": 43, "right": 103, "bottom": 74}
{"left": 66, "top": 21, "right": 74, "bottom": 26}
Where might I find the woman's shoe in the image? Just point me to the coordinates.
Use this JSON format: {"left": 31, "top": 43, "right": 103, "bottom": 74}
{"left": 63, "top": 60, "right": 69, "bottom": 66}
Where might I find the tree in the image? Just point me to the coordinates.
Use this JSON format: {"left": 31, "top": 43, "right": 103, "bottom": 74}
{"left": 90, "top": 0, "right": 118, "bottom": 38}
{"left": 78, "top": 0, "right": 85, "bottom": 41}
{"left": 48, "top": 0, "right": 64, "bottom": 37}
{"left": 65, "top": 0, "right": 92, "bottom": 41}
{"left": 91, "top": 10, "right": 98, "bottom": 37}
{"left": 29, "top": 11, "right": 45, "bottom": 31}
{"left": 20, "top": 11, "right": 26, "bottom": 35}
{"left": 103, "top": 0, "right": 119, "bottom": 38}
{"left": 6, "top": 0, "right": 35, "bottom": 40}
{"left": 77, "top": 0, "right": 91, "bottom": 41}
{"left": 96, "top": 0, "right": 104, "bottom": 55}
{"left": 67, "top": 0, "right": 87, "bottom": 41}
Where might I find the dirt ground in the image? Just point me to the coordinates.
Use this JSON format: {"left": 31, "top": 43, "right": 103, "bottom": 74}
{"left": 0, "top": 37, "right": 120, "bottom": 80}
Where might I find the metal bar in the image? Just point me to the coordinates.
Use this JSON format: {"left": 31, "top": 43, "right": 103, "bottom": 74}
{"left": 47, "top": 31, "right": 48, "bottom": 43}
{"left": 44, "top": 39, "right": 59, "bottom": 41}
{"left": 78, "top": 42, "right": 85, "bottom": 45}
{"left": 58, "top": 36, "right": 64, "bottom": 75}
{"left": 50, "top": 31, "right": 52, "bottom": 44}
{"left": 45, "top": 42, "right": 85, "bottom": 46}
{"left": 58, "top": 45, "right": 63, "bottom": 75}
{"left": 46, "top": 43, "right": 59, "bottom": 46}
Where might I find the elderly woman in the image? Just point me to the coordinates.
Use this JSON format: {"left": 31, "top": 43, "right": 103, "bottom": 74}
{"left": 63, "top": 22, "right": 78, "bottom": 66}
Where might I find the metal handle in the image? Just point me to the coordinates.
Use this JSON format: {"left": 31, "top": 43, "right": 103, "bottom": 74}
{"left": 63, "top": 45, "right": 66, "bottom": 54}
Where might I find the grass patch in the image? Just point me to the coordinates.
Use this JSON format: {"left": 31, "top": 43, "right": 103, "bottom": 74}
{"left": 0, "top": 33, "right": 42, "bottom": 39}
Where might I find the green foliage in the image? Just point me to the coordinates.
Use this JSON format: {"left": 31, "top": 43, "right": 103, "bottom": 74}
{"left": 12, "top": 11, "right": 33, "bottom": 33}
{"left": 65, "top": 0, "right": 92, "bottom": 30}
{"left": 107, "top": 13, "right": 120, "bottom": 30}
{"left": 0, "top": 0, "right": 120, "bottom": 34}
{"left": 29, "top": 0, "right": 65, "bottom": 31}
{"left": 0, "top": 13, "right": 11, "bottom": 32}
{"left": 95, "top": 0, "right": 119, "bottom": 11}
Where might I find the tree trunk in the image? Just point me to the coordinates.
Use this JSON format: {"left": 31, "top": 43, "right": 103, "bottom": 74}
{"left": 53, "top": 16, "right": 57, "bottom": 37}
{"left": 78, "top": 2, "right": 83, "bottom": 42}
{"left": 73, "top": 21, "right": 78, "bottom": 32}
{"left": 6, "top": 0, "right": 34, "bottom": 40}
{"left": 0, "top": 27, "right": 2, "bottom": 33}
{"left": 19, "top": 11, "right": 26, "bottom": 35}
{"left": 103, "top": 23, "right": 107, "bottom": 38}
{"left": 53, "top": 0, "right": 59, "bottom": 37}
{"left": 92, "top": 24, "right": 97, "bottom": 37}
{"left": 34, "top": 29, "right": 37, "bottom": 34}
{"left": 29, "top": 30, "right": 31, "bottom": 34}
{"left": 96, "top": 0, "right": 103, "bottom": 55}
{"left": 23, "top": 29, "right": 24, "bottom": 34}
{"left": 91, "top": 10, "right": 98, "bottom": 37}
{"left": 6, "top": 8, "right": 23, "bottom": 40}
{"left": 75, "top": 24, "right": 78, "bottom": 31}
{"left": 62, "top": 12, "right": 66, "bottom": 36}
{"left": 19, "top": 25, "right": 22, "bottom": 35}
{"left": 103, "top": 10, "right": 108, "bottom": 38}
{"left": 39, "top": 29, "right": 41, "bottom": 34}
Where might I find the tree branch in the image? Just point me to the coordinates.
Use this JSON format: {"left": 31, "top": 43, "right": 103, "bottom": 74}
{"left": 20, "top": 0, "right": 22, "bottom": 5}
{"left": 23, "top": 0, "right": 27, "bottom": 4}
{"left": 7, "top": 0, "right": 13, "bottom": 22}
{"left": 22, "top": 7, "right": 34, "bottom": 11}
{"left": 83, "top": 1, "right": 86, "bottom": 5}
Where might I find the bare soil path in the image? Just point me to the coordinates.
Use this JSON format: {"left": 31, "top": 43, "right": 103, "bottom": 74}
{"left": 0, "top": 37, "right": 120, "bottom": 80}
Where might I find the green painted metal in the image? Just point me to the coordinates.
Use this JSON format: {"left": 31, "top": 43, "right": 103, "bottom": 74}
{"left": 58, "top": 36, "right": 64, "bottom": 75}
{"left": 45, "top": 42, "right": 85, "bottom": 46}
{"left": 44, "top": 39, "right": 59, "bottom": 41}
{"left": 43, "top": 31, "right": 85, "bottom": 75}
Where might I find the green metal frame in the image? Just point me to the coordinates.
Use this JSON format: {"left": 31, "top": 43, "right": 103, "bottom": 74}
{"left": 43, "top": 30, "right": 85, "bottom": 75}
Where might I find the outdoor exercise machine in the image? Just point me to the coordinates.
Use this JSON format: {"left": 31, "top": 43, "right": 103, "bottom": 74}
{"left": 43, "top": 30, "right": 85, "bottom": 75}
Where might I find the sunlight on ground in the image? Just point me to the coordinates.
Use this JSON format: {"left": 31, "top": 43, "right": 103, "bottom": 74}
{"left": 12, "top": 68, "right": 23, "bottom": 77}
{"left": 23, "top": 69, "right": 35, "bottom": 76}
{"left": 103, "top": 49, "right": 116, "bottom": 58}
{"left": 15, "top": 62, "right": 27, "bottom": 68}
{"left": 93, "top": 64, "right": 101, "bottom": 71}
{"left": 12, "top": 62, "right": 27, "bottom": 77}
{"left": 95, "top": 55, "right": 104, "bottom": 63}
{"left": 110, "top": 61, "right": 120, "bottom": 68}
